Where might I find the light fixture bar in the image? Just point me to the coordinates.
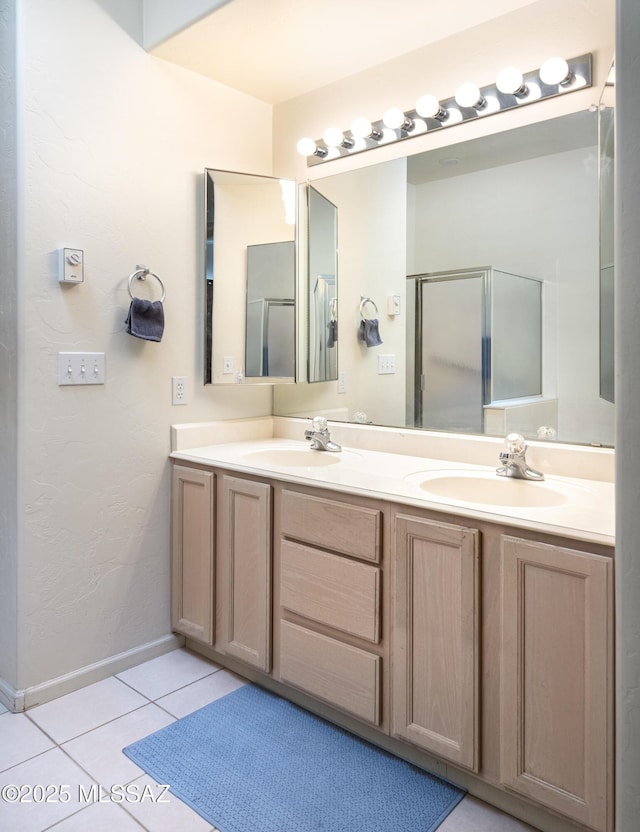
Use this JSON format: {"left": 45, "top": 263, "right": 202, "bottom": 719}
{"left": 302, "top": 54, "right": 592, "bottom": 166}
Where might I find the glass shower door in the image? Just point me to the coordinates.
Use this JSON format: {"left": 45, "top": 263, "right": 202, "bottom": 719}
{"left": 419, "top": 273, "right": 485, "bottom": 433}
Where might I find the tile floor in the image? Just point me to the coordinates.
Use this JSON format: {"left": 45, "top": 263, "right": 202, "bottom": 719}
{"left": 0, "top": 648, "right": 539, "bottom": 832}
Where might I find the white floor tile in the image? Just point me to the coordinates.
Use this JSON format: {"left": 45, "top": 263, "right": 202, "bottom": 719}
{"left": 42, "top": 800, "right": 144, "bottom": 832}
{"left": 0, "top": 713, "right": 54, "bottom": 772}
{"left": 116, "top": 649, "right": 220, "bottom": 701}
{"left": 156, "top": 669, "right": 246, "bottom": 719}
{"left": 62, "top": 703, "right": 175, "bottom": 787}
{"left": 27, "top": 677, "right": 148, "bottom": 744}
{"left": 0, "top": 747, "right": 96, "bottom": 832}
{"left": 438, "top": 795, "right": 540, "bottom": 832}
{"left": 122, "top": 774, "right": 215, "bottom": 832}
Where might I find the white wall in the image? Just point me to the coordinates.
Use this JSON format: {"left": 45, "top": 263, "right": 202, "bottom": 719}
{"left": 409, "top": 146, "right": 614, "bottom": 446}
{"left": 0, "top": 0, "right": 19, "bottom": 693}
{"left": 9, "top": 0, "right": 274, "bottom": 694}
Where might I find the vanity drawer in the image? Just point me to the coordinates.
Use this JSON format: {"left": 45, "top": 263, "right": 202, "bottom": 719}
{"left": 279, "top": 621, "right": 381, "bottom": 725}
{"left": 281, "top": 540, "right": 380, "bottom": 643}
{"left": 281, "top": 489, "right": 382, "bottom": 563}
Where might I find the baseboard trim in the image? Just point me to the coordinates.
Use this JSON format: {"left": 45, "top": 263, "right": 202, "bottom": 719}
{"left": 0, "top": 675, "right": 23, "bottom": 713}
{"left": 0, "top": 633, "right": 185, "bottom": 713}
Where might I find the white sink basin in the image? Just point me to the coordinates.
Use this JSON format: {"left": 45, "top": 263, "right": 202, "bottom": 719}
{"left": 405, "top": 469, "right": 580, "bottom": 508}
{"left": 240, "top": 448, "right": 355, "bottom": 468}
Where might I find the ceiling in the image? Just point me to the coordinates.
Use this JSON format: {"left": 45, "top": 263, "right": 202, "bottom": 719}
{"left": 150, "top": 0, "right": 539, "bottom": 104}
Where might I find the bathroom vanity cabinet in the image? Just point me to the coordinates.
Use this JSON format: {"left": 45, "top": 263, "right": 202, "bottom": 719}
{"left": 170, "top": 460, "right": 614, "bottom": 832}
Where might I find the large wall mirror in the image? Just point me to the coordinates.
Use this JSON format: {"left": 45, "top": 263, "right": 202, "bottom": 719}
{"left": 274, "top": 108, "right": 615, "bottom": 446}
{"left": 204, "top": 169, "right": 296, "bottom": 384}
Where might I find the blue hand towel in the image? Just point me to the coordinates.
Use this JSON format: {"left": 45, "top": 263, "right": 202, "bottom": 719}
{"left": 359, "top": 318, "right": 383, "bottom": 347}
{"left": 327, "top": 319, "right": 337, "bottom": 348}
{"left": 125, "top": 298, "right": 165, "bottom": 342}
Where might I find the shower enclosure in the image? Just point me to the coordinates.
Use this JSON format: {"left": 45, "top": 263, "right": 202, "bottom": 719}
{"left": 407, "top": 267, "right": 543, "bottom": 433}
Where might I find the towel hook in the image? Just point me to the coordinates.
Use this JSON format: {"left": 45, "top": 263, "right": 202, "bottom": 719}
{"left": 128, "top": 265, "right": 166, "bottom": 303}
{"left": 359, "top": 296, "right": 378, "bottom": 319}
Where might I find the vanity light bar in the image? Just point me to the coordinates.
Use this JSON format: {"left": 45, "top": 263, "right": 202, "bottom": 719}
{"left": 299, "top": 54, "right": 592, "bottom": 166}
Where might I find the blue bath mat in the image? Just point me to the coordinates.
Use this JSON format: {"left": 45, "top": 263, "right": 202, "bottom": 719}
{"left": 123, "top": 684, "right": 464, "bottom": 832}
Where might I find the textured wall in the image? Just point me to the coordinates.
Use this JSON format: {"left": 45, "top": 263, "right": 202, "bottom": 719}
{"left": 0, "top": 0, "right": 19, "bottom": 693}
{"left": 16, "top": 0, "right": 272, "bottom": 690}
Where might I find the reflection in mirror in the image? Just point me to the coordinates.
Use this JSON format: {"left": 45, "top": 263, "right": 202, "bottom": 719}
{"left": 307, "top": 186, "right": 338, "bottom": 382}
{"left": 599, "top": 64, "right": 615, "bottom": 404}
{"left": 204, "top": 169, "right": 296, "bottom": 384}
{"left": 274, "top": 111, "right": 615, "bottom": 446}
{"left": 245, "top": 242, "right": 295, "bottom": 378}
{"left": 408, "top": 268, "right": 542, "bottom": 434}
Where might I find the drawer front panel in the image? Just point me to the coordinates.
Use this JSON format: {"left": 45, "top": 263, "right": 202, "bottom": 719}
{"left": 281, "top": 489, "right": 381, "bottom": 562}
{"left": 281, "top": 540, "right": 380, "bottom": 642}
{"left": 279, "top": 621, "right": 381, "bottom": 725}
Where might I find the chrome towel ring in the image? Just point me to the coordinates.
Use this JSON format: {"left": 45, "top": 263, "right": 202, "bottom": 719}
{"left": 359, "top": 297, "right": 378, "bottom": 319}
{"left": 128, "top": 265, "right": 166, "bottom": 303}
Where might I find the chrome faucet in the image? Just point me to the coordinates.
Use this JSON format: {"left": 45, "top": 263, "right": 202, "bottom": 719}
{"left": 304, "top": 416, "right": 342, "bottom": 452}
{"left": 497, "top": 433, "right": 544, "bottom": 481}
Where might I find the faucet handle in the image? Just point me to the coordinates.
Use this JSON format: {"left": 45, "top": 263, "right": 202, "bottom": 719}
{"left": 311, "top": 415, "right": 328, "bottom": 433}
{"left": 505, "top": 432, "right": 526, "bottom": 454}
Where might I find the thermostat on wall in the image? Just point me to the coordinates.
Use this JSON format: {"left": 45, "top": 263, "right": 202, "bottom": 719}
{"left": 59, "top": 248, "right": 84, "bottom": 283}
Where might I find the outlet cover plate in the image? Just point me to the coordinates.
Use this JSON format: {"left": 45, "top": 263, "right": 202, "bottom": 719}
{"left": 172, "top": 376, "right": 188, "bottom": 405}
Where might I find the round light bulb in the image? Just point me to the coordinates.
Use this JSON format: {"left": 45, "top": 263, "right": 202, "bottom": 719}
{"left": 323, "top": 126, "right": 345, "bottom": 148}
{"left": 351, "top": 117, "right": 374, "bottom": 139}
{"left": 416, "top": 94, "right": 445, "bottom": 119}
{"left": 296, "top": 136, "right": 317, "bottom": 157}
{"left": 496, "top": 66, "right": 527, "bottom": 96}
{"left": 540, "top": 57, "right": 570, "bottom": 86}
{"left": 455, "top": 82, "right": 484, "bottom": 109}
{"left": 383, "top": 107, "right": 408, "bottom": 129}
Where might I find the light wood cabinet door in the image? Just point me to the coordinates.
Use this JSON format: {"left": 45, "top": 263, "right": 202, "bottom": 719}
{"left": 392, "top": 514, "right": 480, "bottom": 770}
{"left": 218, "top": 475, "right": 272, "bottom": 672}
{"left": 171, "top": 465, "right": 215, "bottom": 645}
{"left": 500, "top": 536, "right": 613, "bottom": 832}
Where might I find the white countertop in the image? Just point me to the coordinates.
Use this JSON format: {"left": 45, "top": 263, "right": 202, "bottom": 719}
{"left": 171, "top": 437, "right": 615, "bottom": 547}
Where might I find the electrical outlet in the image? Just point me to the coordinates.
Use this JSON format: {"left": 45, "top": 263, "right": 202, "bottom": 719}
{"left": 338, "top": 371, "right": 347, "bottom": 393}
{"left": 223, "top": 355, "right": 234, "bottom": 374}
{"left": 172, "top": 376, "right": 188, "bottom": 405}
{"left": 378, "top": 354, "right": 396, "bottom": 374}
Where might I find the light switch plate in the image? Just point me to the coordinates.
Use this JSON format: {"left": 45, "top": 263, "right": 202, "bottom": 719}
{"left": 58, "top": 352, "right": 105, "bottom": 385}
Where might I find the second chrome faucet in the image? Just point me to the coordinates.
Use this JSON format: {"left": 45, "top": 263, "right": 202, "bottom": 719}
{"left": 304, "top": 416, "right": 342, "bottom": 452}
{"left": 497, "top": 433, "right": 544, "bottom": 480}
